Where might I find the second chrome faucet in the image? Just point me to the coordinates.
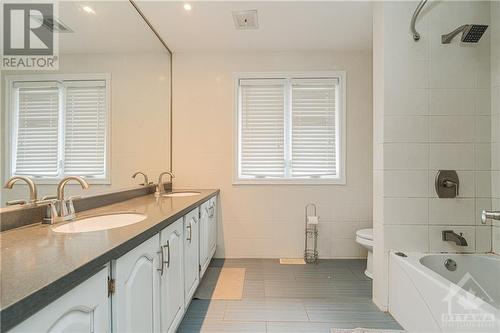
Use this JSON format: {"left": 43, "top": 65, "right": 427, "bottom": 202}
{"left": 156, "top": 171, "right": 175, "bottom": 196}
{"left": 37, "top": 176, "right": 89, "bottom": 224}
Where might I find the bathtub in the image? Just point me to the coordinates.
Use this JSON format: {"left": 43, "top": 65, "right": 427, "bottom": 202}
{"left": 389, "top": 252, "right": 500, "bottom": 332}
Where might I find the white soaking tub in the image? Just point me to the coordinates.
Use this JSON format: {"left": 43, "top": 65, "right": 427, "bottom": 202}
{"left": 389, "top": 252, "right": 500, "bottom": 332}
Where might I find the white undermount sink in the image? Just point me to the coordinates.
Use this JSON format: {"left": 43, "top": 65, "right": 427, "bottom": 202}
{"left": 163, "top": 191, "right": 201, "bottom": 198}
{"left": 52, "top": 213, "right": 147, "bottom": 234}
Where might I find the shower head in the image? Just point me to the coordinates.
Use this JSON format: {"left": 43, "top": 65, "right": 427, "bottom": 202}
{"left": 441, "top": 24, "right": 488, "bottom": 44}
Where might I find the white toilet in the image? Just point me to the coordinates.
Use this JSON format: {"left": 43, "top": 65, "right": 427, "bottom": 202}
{"left": 355, "top": 228, "right": 373, "bottom": 279}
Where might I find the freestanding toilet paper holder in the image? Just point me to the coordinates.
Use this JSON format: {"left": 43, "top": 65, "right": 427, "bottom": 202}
{"left": 304, "top": 203, "right": 319, "bottom": 264}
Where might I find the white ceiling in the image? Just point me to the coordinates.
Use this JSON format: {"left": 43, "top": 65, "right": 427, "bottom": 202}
{"left": 136, "top": 1, "right": 374, "bottom": 52}
{"left": 57, "top": 1, "right": 165, "bottom": 54}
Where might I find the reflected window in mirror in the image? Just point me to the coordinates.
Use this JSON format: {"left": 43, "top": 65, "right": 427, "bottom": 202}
{"left": 6, "top": 74, "right": 110, "bottom": 184}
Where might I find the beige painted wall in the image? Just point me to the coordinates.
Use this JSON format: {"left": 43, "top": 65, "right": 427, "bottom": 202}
{"left": 0, "top": 52, "right": 171, "bottom": 204}
{"left": 173, "top": 51, "right": 373, "bottom": 259}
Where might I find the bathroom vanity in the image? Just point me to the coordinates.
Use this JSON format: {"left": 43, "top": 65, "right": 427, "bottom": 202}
{"left": 0, "top": 190, "right": 219, "bottom": 333}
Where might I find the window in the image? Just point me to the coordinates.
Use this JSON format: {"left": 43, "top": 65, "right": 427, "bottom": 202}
{"left": 6, "top": 75, "right": 110, "bottom": 183}
{"left": 235, "top": 72, "right": 346, "bottom": 184}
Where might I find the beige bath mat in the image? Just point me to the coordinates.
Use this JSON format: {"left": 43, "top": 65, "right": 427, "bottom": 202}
{"left": 194, "top": 267, "right": 245, "bottom": 300}
{"left": 332, "top": 329, "right": 405, "bottom": 333}
{"left": 279, "top": 258, "right": 306, "bottom": 265}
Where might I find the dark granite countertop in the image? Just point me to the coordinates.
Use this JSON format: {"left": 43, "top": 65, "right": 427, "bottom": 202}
{"left": 0, "top": 189, "right": 219, "bottom": 331}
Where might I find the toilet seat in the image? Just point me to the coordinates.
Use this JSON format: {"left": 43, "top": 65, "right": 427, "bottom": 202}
{"left": 356, "top": 228, "right": 373, "bottom": 241}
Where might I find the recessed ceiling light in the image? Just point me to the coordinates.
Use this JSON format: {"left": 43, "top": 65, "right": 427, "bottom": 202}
{"left": 183, "top": 3, "right": 192, "bottom": 11}
{"left": 81, "top": 5, "right": 96, "bottom": 15}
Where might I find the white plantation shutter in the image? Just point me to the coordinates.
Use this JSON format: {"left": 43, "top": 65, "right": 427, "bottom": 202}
{"left": 236, "top": 73, "right": 344, "bottom": 183}
{"left": 291, "top": 78, "right": 338, "bottom": 178}
{"left": 239, "top": 79, "right": 285, "bottom": 178}
{"left": 13, "top": 82, "right": 60, "bottom": 176}
{"left": 9, "top": 77, "right": 109, "bottom": 181}
{"left": 65, "top": 81, "right": 107, "bottom": 177}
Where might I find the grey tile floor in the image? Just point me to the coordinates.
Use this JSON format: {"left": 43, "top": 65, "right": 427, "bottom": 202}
{"left": 178, "top": 259, "right": 402, "bottom": 333}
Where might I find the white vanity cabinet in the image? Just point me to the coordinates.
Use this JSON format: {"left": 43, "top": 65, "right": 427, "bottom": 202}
{"left": 199, "top": 201, "right": 210, "bottom": 276}
{"left": 159, "top": 218, "right": 185, "bottom": 333}
{"left": 183, "top": 207, "right": 200, "bottom": 305}
{"left": 199, "top": 197, "right": 217, "bottom": 276}
{"left": 9, "top": 194, "right": 219, "bottom": 333}
{"left": 10, "top": 267, "right": 110, "bottom": 333}
{"left": 208, "top": 196, "right": 217, "bottom": 258}
{"left": 113, "top": 235, "right": 160, "bottom": 333}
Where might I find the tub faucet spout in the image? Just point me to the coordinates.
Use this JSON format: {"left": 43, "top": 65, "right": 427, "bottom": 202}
{"left": 442, "top": 230, "right": 468, "bottom": 246}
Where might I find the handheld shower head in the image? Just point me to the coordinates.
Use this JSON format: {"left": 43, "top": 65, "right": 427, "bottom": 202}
{"left": 442, "top": 24, "right": 488, "bottom": 44}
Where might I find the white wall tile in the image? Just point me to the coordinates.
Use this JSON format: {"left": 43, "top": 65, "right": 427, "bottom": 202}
{"left": 429, "top": 198, "right": 475, "bottom": 225}
{"left": 475, "top": 171, "right": 492, "bottom": 198}
{"left": 384, "top": 143, "right": 429, "bottom": 170}
{"left": 475, "top": 143, "right": 492, "bottom": 171}
{"left": 430, "top": 57, "right": 480, "bottom": 89}
{"left": 493, "top": 226, "right": 500, "bottom": 254}
{"left": 475, "top": 116, "right": 492, "bottom": 143}
{"left": 331, "top": 239, "right": 365, "bottom": 258}
{"left": 384, "top": 225, "right": 429, "bottom": 252}
{"left": 385, "top": 88, "right": 429, "bottom": 116}
{"left": 386, "top": 59, "right": 429, "bottom": 90}
{"left": 384, "top": 116, "right": 429, "bottom": 143}
{"left": 384, "top": 198, "right": 428, "bottom": 225}
{"left": 491, "top": 143, "right": 500, "bottom": 171}
{"left": 475, "top": 226, "right": 492, "bottom": 253}
{"left": 429, "top": 144, "right": 475, "bottom": 170}
{"left": 429, "top": 116, "right": 475, "bottom": 143}
{"left": 475, "top": 89, "right": 491, "bottom": 115}
{"left": 384, "top": 170, "right": 428, "bottom": 197}
{"left": 430, "top": 90, "right": 476, "bottom": 116}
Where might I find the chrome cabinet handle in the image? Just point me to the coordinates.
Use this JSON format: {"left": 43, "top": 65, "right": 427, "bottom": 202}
{"left": 157, "top": 247, "right": 164, "bottom": 275}
{"left": 187, "top": 224, "right": 192, "bottom": 242}
{"left": 163, "top": 241, "right": 170, "bottom": 268}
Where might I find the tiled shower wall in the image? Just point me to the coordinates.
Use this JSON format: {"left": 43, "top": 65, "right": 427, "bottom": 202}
{"left": 373, "top": 1, "right": 492, "bottom": 309}
{"left": 492, "top": 1, "right": 500, "bottom": 254}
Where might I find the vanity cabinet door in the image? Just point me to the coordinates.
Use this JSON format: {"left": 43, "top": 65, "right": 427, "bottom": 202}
{"left": 159, "top": 218, "right": 184, "bottom": 333}
{"left": 10, "top": 267, "right": 110, "bottom": 333}
{"left": 199, "top": 201, "right": 210, "bottom": 277}
{"left": 113, "top": 234, "right": 160, "bottom": 333}
{"left": 208, "top": 196, "right": 217, "bottom": 258}
{"left": 183, "top": 208, "right": 200, "bottom": 306}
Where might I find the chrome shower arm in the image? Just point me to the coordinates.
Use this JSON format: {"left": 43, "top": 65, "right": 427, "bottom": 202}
{"left": 411, "top": 0, "right": 428, "bottom": 41}
{"left": 441, "top": 25, "right": 468, "bottom": 44}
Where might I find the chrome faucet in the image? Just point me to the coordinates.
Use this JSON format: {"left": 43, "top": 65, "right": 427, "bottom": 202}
{"left": 55, "top": 176, "right": 89, "bottom": 221}
{"left": 3, "top": 176, "right": 37, "bottom": 205}
{"left": 482, "top": 210, "right": 500, "bottom": 224}
{"left": 132, "top": 171, "right": 150, "bottom": 186}
{"left": 442, "top": 230, "right": 468, "bottom": 246}
{"left": 155, "top": 171, "right": 175, "bottom": 196}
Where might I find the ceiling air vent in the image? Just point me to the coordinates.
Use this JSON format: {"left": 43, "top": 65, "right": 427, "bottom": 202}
{"left": 232, "top": 10, "right": 259, "bottom": 30}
